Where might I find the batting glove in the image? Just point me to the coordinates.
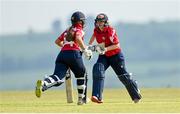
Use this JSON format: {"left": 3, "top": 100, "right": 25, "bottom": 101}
{"left": 87, "top": 45, "right": 97, "bottom": 52}
{"left": 96, "top": 45, "right": 107, "bottom": 55}
{"left": 83, "top": 48, "right": 93, "bottom": 60}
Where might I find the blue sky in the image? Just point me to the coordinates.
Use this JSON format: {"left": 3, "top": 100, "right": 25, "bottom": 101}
{"left": 0, "top": 0, "right": 180, "bottom": 34}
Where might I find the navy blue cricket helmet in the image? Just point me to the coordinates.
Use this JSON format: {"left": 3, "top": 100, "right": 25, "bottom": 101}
{"left": 71, "top": 11, "right": 86, "bottom": 25}
{"left": 94, "top": 13, "right": 109, "bottom": 27}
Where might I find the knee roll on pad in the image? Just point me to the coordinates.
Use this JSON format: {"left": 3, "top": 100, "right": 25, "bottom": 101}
{"left": 77, "top": 77, "right": 85, "bottom": 85}
{"left": 77, "top": 85, "right": 86, "bottom": 90}
{"left": 76, "top": 70, "right": 87, "bottom": 85}
{"left": 93, "top": 63, "right": 105, "bottom": 80}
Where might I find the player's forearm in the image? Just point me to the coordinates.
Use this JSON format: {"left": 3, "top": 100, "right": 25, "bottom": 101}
{"left": 88, "top": 35, "right": 95, "bottom": 45}
{"left": 106, "top": 43, "right": 120, "bottom": 51}
{"left": 55, "top": 39, "right": 64, "bottom": 47}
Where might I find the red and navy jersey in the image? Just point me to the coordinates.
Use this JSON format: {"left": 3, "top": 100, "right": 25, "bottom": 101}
{"left": 93, "top": 26, "right": 121, "bottom": 56}
{"left": 57, "top": 23, "right": 84, "bottom": 51}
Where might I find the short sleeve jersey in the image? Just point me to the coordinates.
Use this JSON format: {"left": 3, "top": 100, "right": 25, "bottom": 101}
{"left": 93, "top": 26, "right": 121, "bottom": 56}
{"left": 57, "top": 24, "right": 84, "bottom": 51}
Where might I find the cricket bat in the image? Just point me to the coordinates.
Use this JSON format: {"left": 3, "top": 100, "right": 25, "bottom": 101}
{"left": 65, "top": 69, "right": 74, "bottom": 103}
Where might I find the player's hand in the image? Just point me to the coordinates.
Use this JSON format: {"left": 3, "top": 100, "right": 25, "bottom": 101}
{"left": 87, "top": 45, "right": 97, "bottom": 52}
{"left": 96, "top": 44, "right": 107, "bottom": 55}
{"left": 87, "top": 43, "right": 106, "bottom": 55}
{"left": 83, "top": 48, "right": 93, "bottom": 60}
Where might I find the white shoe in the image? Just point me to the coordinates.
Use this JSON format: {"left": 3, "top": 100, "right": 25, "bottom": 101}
{"left": 77, "top": 97, "right": 85, "bottom": 105}
{"left": 91, "top": 96, "right": 103, "bottom": 103}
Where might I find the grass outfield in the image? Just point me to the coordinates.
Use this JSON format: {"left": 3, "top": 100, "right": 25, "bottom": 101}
{"left": 0, "top": 88, "right": 180, "bottom": 113}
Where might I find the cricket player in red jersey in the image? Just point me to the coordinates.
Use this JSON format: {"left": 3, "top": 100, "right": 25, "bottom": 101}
{"left": 88, "top": 13, "right": 142, "bottom": 103}
{"left": 35, "top": 11, "right": 92, "bottom": 105}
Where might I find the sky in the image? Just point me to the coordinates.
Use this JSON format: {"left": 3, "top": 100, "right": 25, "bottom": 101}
{"left": 0, "top": 0, "right": 180, "bottom": 35}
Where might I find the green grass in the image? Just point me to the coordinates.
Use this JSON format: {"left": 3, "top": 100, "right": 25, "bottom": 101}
{"left": 0, "top": 88, "right": 180, "bottom": 113}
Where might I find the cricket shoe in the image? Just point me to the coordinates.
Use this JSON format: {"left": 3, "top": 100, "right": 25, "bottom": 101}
{"left": 133, "top": 98, "right": 140, "bottom": 103}
{"left": 82, "top": 97, "right": 90, "bottom": 104}
{"left": 35, "top": 80, "right": 43, "bottom": 98}
{"left": 91, "top": 96, "right": 103, "bottom": 104}
{"left": 133, "top": 89, "right": 142, "bottom": 103}
{"left": 77, "top": 97, "right": 86, "bottom": 105}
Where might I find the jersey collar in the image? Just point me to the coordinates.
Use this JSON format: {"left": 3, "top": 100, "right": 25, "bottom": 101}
{"left": 95, "top": 26, "right": 108, "bottom": 33}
